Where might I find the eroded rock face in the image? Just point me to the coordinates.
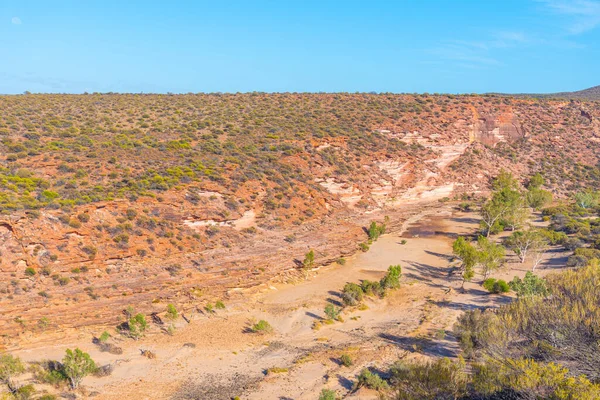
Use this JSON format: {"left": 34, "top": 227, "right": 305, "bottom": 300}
{"left": 473, "top": 110, "right": 525, "bottom": 147}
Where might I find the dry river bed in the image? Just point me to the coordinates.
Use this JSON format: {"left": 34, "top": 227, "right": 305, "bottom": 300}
{"left": 10, "top": 206, "right": 569, "bottom": 400}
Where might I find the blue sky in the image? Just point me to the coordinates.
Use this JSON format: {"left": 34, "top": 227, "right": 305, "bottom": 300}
{"left": 1, "top": 0, "right": 599, "bottom": 93}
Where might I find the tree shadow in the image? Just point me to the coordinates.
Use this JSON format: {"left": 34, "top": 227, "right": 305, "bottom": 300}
{"left": 424, "top": 250, "right": 454, "bottom": 261}
{"left": 337, "top": 374, "right": 355, "bottom": 390}
{"left": 401, "top": 261, "right": 454, "bottom": 289}
{"left": 305, "top": 311, "right": 323, "bottom": 320}
{"left": 379, "top": 333, "right": 457, "bottom": 358}
{"left": 326, "top": 297, "right": 344, "bottom": 307}
{"left": 450, "top": 216, "right": 480, "bottom": 225}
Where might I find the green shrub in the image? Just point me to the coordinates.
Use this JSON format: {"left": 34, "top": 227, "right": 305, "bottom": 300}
{"left": 215, "top": 300, "right": 226, "bottom": 309}
{"left": 389, "top": 357, "right": 468, "bottom": 400}
{"left": 324, "top": 304, "right": 341, "bottom": 320}
{"left": 251, "top": 320, "right": 273, "bottom": 334}
{"left": 361, "top": 280, "right": 384, "bottom": 297}
{"left": 166, "top": 303, "right": 178, "bottom": 320}
{"left": 483, "top": 278, "right": 510, "bottom": 294}
{"left": 342, "top": 282, "right": 364, "bottom": 306}
{"left": 380, "top": 264, "right": 402, "bottom": 289}
{"left": 318, "top": 389, "right": 337, "bottom": 400}
{"left": 24, "top": 267, "right": 36, "bottom": 276}
{"left": 509, "top": 272, "right": 549, "bottom": 297}
{"left": 99, "top": 331, "right": 110, "bottom": 342}
{"left": 340, "top": 354, "right": 353, "bottom": 367}
{"left": 367, "top": 221, "right": 386, "bottom": 241}
{"left": 355, "top": 368, "right": 388, "bottom": 391}
{"left": 126, "top": 313, "right": 147, "bottom": 339}
{"left": 62, "top": 348, "right": 96, "bottom": 388}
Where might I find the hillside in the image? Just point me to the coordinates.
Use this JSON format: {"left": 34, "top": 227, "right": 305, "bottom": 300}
{"left": 507, "top": 85, "right": 600, "bottom": 100}
{"left": 1, "top": 93, "right": 600, "bottom": 339}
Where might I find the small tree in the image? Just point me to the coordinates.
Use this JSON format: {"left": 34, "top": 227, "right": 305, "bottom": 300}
{"left": 453, "top": 237, "right": 478, "bottom": 289}
{"left": 505, "top": 230, "right": 548, "bottom": 265}
{"left": 380, "top": 264, "right": 401, "bottom": 289}
{"left": 527, "top": 173, "right": 545, "bottom": 190}
{"left": 166, "top": 303, "right": 178, "bottom": 320}
{"left": 0, "top": 354, "right": 25, "bottom": 393}
{"left": 482, "top": 278, "right": 510, "bottom": 294}
{"left": 324, "top": 303, "right": 340, "bottom": 321}
{"left": 127, "top": 313, "right": 148, "bottom": 339}
{"left": 477, "top": 236, "right": 505, "bottom": 279}
{"left": 342, "top": 283, "right": 364, "bottom": 306}
{"left": 509, "top": 272, "right": 549, "bottom": 297}
{"left": 62, "top": 348, "right": 96, "bottom": 389}
{"left": 367, "top": 221, "right": 386, "bottom": 241}
{"left": 303, "top": 249, "right": 315, "bottom": 269}
{"left": 575, "top": 190, "right": 599, "bottom": 209}
{"left": 319, "top": 389, "right": 337, "bottom": 400}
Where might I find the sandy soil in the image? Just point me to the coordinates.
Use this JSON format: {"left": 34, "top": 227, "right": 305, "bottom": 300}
{"left": 8, "top": 206, "right": 569, "bottom": 400}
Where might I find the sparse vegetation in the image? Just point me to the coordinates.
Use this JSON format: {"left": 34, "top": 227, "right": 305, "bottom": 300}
{"left": 251, "top": 320, "right": 273, "bottom": 334}
{"left": 62, "top": 348, "right": 96, "bottom": 389}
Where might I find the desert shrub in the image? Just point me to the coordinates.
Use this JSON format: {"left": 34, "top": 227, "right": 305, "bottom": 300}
{"left": 166, "top": 304, "right": 178, "bottom": 320}
{"left": 318, "top": 389, "right": 337, "bottom": 400}
{"left": 0, "top": 354, "right": 25, "bottom": 390}
{"left": 62, "top": 348, "right": 96, "bottom": 389}
{"left": 358, "top": 242, "right": 370, "bottom": 252}
{"left": 324, "top": 304, "right": 341, "bottom": 320}
{"left": 355, "top": 368, "right": 388, "bottom": 391}
{"left": 215, "top": 300, "right": 226, "bottom": 309}
{"left": 124, "top": 313, "right": 147, "bottom": 339}
{"left": 380, "top": 264, "right": 402, "bottom": 289}
{"left": 360, "top": 280, "right": 384, "bottom": 297}
{"left": 509, "top": 272, "right": 549, "bottom": 297}
{"left": 389, "top": 357, "right": 468, "bottom": 400}
{"left": 303, "top": 249, "right": 314, "bottom": 268}
{"left": 341, "top": 282, "right": 364, "bottom": 306}
{"left": 482, "top": 278, "right": 510, "bottom": 294}
{"left": 24, "top": 267, "right": 36, "bottom": 277}
{"left": 340, "top": 354, "right": 353, "bottom": 367}
{"left": 472, "top": 358, "right": 600, "bottom": 399}
{"left": 251, "top": 320, "right": 273, "bottom": 334}
{"left": 99, "top": 331, "right": 110, "bottom": 342}
{"left": 367, "top": 221, "right": 386, "bottom": 241}
{"left": 456, "top": 261, "right": 600, "bottom": 381}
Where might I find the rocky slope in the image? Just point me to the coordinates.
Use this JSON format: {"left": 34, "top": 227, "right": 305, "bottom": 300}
{"left": 1, "top": 93, "right": 599, "bottom": 341}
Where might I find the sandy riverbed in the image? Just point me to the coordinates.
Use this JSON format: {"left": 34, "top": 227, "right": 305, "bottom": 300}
{"left": 10, "top": 206, "right": 569, "bottom": 399}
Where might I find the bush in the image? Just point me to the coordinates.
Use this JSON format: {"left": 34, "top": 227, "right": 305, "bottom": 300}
{"left": 342, "top": 282, "right": 364, "bottom": 306}
{"left": 355, "top": 368, "right": 388, "bottom": 391}
{"left": 62, "top": 348, "right": 96, "bottom": 388}
{"left": 324, "top": 303, "right": 340, "bottom": 320}
{"left": 99, "top": 331, "right": 110, "bottom": 342}
{"left": 303, "top": 249, "right": 315, "bottom": 268}
{"left": 482, "top": 278, "right": 510, "bottom": 294}
{"left": 361, "top": 280, "right": 384, "bottom": 297}
{"left": 389, "top": 357, "right": 468, "bottom": 400}
{"left": 318, "top": 389, "right": 337, "bottom": 400}
{"left": 166, "top": 304, "right": 178, "bottom": 320}
{"left": 367, "top": 221, "right": 386, "bottom": 241}
{"left": 509, "top": 272, "right": 549, "bottom": 297}
{"left": 24, "top": 267, "right": 36, "bottom": 276}
{"left": 251, "top": 320, "right": 273, "bottom": 334}
{"left": 340, "top": 354, "right": 353, "bottom": 367}
{"left": 215, "top": 300, "right": 226, "bottom": 309}
{"left": 380, "top": 264, "right": 401, "bottom": 289}
{"left": 126, "top": 313, "right": 147, "bottom": 339}
{"left": 0, "top": 353, "right": 25, "bottom": 384}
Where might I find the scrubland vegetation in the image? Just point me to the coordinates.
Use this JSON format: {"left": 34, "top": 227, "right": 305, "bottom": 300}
{"left": 332, "top": 171, "right": 600, "bottom": 399}
{"left": 2, "top": 93, "right": 600, "bottom": 398}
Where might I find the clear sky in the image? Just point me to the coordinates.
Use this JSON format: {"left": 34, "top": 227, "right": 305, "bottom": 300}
{"left": 1, "top": 0, "right": 599, "bottom": 94}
